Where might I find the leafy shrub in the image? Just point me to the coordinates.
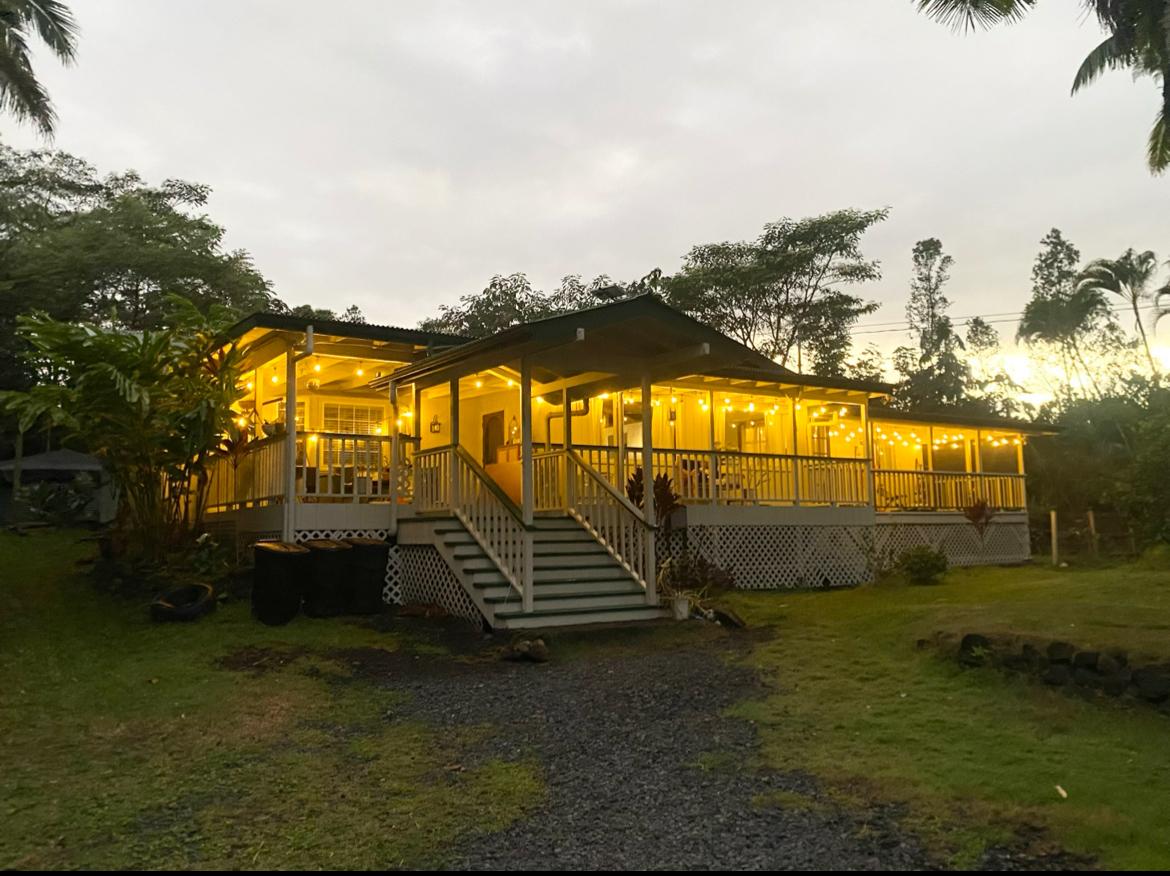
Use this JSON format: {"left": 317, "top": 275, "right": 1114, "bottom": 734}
{"left": 657, "top": 548, "right": 735, "bottom": 599}
{"left": 897, "top": 545, "right": 948, "bottom": 586}
{"left": 625, "top": 467, "right": 682, "bottom": 526}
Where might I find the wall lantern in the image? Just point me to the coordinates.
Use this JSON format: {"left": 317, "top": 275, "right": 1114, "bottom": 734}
{"left": 429, "top": 415, "right": 442, "bottom": 434}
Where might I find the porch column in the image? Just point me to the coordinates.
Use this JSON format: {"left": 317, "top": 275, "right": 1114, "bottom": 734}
{"left": 790, "top": 398, "right": 801, "bottom": 506}
{"left": 449, "top": 377, "right": 460, "bottom": 507}
{"left": 707, "top": 389, "right": 717, "bottom": 505}
{"left": 615, "top": 390, "right": 625, "bottom": 490}
{"left": 282, "top": 346, "right": 297, "bottom": 542}
{"left": 388, "top": 380, "right": 399, "bottom": 536}
{"left": 563, "top": 389, "right": 574, "bottom": 509}
{"left": 861, "top": 401, "right": 875, "bottom": 509}
{"left": 641, "top": 375, "right": 656, "bottom": 605}
{"left": 926, "top": 426, "right": 936, "bottom": 509}
{"left": 520, "top": 357, "right": 534, "bottom": 612}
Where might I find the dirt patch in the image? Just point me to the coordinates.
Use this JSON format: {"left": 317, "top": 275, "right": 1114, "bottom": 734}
{"left": 216, "top": 644, "right": 309, "bottom": 675}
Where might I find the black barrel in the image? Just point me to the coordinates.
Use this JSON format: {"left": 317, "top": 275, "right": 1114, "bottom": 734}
{"left": 303, "top": 539, "right": 353, "bottom": 617}
{"left": 251, "top": 541, "right": 310, "bottom": 626}
{"left": 343, "top": 537, "right": 391, "bottom": 615}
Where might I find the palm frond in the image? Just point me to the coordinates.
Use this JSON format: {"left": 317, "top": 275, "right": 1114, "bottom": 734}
{"left": 0, "top": 26, "right": 55, "bottom": 135}
{"left": 916, "top": 0, "right": 1037, "bottom": 32}
{"left": 9, "top": 0, "right": 78, "bottom": 62}
{"left": 1072, "top": 33, "right": 1131, "bottom": 94}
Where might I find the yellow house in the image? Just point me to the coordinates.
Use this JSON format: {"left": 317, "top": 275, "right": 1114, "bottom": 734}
{"left": 205, "top": 296, "right": 1048, "bottom": 629}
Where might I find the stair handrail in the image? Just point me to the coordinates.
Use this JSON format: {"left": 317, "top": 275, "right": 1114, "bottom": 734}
{"left": 565, "top": 449, "right": 655, "bottom": 591}
{"left": 451, "top": 445, "right": 531, "bottom": 609}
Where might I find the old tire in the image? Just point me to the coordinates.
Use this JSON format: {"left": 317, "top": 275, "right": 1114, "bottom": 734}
{"left": 151, "top": 583, "right": 217, "bottom": 622}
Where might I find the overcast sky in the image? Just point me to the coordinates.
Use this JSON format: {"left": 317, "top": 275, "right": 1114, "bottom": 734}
{"left": 9, "top": 0, "right": 1170, "bottom": 354}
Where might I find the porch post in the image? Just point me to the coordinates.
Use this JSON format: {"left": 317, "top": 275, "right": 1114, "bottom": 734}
{"left": 449, "top": 377, "right": 460, "bottom": 507}
{"left": 707, "top": 389, "right": 717, "bottom": 505}
{"left": 861, "top": 400, "right": 875, "bottom": 509}
{"left": 520, "top": 357, "right": 535, "bottom": 612}
{"left": 926, "top": 426, "right": 936, "bottom": 508}
{"left": 790, "top": 398, "right": 801, "bottom": 506}
{"left": 282, "top": 346, "right": 297, "bottom": 542}
{"left": 563, "top": 389, "right": 574, "bottom": 509}
{"left": 615, "top": 390, "right": 625, "bottom": 490}
{"left": 389, "top": 380, "right": 399, "bottom": 536}
{"left": 641, "top": 375, "right": 656, "bottom": 605}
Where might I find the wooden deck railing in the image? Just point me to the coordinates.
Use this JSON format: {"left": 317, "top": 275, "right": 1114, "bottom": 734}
{"left": 205, "top": 437, "right": 286, "bottom": 512}
{"left": 873, "top": 469, "right": 1026, "bottom": 512}
{"left": 568, "top": 444, "right": 871, "bottom": 507}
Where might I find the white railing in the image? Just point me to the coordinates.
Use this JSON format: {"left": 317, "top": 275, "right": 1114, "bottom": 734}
{"left": 413, "top": 445, "right": 452, "bottom": 513}
{"left": 533, "top": 449, "right": 565, "bottom": 512}
{"left": 569, "top": 445, "right": 870, "bottom": 507}
{"left": 564, "top": 450, "right": 653, "bottom": 592}
{"left": 297, "top": 432, "right": 391, "bottom": 501}
{"left": 453, "top": 447, "right": 529, "bottom": 606}
{"left": 874, "top": 469, "right": 1026, "bottom": 512}
{"left": 205, "top": 437, "right": 286, "bottom": 513}
{"left": 413, "top": 445, "right": 530, "bottom": 609}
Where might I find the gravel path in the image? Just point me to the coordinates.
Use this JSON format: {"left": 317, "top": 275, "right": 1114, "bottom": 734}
{"left": 350, "top": 626, "right": 929, "bottom": 870}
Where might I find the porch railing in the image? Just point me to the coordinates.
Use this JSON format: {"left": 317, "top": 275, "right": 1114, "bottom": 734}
{"left": 567, "top": 444, "right": 870, "bottom": 507}
{"left": 297, "top": 432, "right": 417, "bottom": 502}
{"left": 413, "top": 444, "right": 530, "bottom": 609}
{"left": 565, "top": 450, "right": 653, "bottom": 592}
{"left": 205, "top": 437, "right": 286, "bottom": 513}
{"left": 874, "top": 469, "right": 1026, "bottom": 512}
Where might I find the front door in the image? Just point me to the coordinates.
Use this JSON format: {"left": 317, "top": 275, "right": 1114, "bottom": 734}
{"left": 482, "top": 411, "right": 505, "bottom": 465}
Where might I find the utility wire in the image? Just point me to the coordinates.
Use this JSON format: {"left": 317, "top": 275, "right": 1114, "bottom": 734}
{"left": 852, "top": 302, "right": 1162, "bottom": 337}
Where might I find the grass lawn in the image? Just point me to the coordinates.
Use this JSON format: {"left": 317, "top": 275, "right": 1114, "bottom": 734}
{"left": 726, "top": 561, "right": 1170, "bottom": 868}
{"left": 0, "top": 529, "right": 542, "bottom": 869}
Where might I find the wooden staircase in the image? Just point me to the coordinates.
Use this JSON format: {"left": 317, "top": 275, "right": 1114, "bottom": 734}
{"left": 429, "top": 514, "right": 667, "bottom": 630}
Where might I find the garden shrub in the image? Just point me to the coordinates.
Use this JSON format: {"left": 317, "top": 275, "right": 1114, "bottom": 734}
{"left": 896, "top": 545, "right": 948, "bottom": 586}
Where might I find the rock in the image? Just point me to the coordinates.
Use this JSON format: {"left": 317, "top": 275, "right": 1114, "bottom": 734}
{"left": 1047, "top": 641, "right": 1076, "bottom": 664}
{"left": 1042, "top": 664, "right": 1071, "bottom": 686}
{"left": 1132, "top": 668, "right": 1170, "bottom": 703}
{"left": 958, "top": 633, "right": 992, "bottom": 667}
{"left": 1021, "top": 643, "right": 1042, "bottom": 668}
{"left": 1097, "top": 652, "right": 1123, "bottom": 675}
{"left": 1102, "top": 670, "right": 1131, "bottom": 697}
{"left": 1073, "top": 667, "right": 1103, "bottom": 689}
{"left": 1104, "top": 647, "right": 1129, "bottom": 668}
{"left": 1072, "top": 651, "right": 1099, "bottom": 670}
{"left": 711, "top": 607, "right": 747, "bottom": 629}
{"left": 502, "top": 637, "right": 549, "bottom": 664}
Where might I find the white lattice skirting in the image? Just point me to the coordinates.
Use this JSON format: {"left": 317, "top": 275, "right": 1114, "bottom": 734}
{"left": 874, "top": 515, "right": 1030, "bottom": 568}
{"left": 393, "top": 544, "right": 486, "bottom": 628}
{"left": 663, "top": 516, "right": 1032, "bottom": 591}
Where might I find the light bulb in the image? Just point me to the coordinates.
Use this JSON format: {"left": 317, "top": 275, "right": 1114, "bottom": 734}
{"left": 314, "top": 363, "right": 321, "bottom": 373}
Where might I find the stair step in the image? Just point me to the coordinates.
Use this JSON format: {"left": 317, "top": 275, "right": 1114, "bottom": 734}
{"left": 469, "top": 565, "right": 636, "bottom": 586}
{"left": 461, "top": 554, "right": 620, "bottom": 572}
{"left": 486, "top": 591, "right": 650, "bottom": 611}
{"left": 451, "top": 540, "right": 609, "bottom": 560}
{"left": 478, "top": 578, "right": 644, "bottom": 600}
{"left": 494, "top": 605, "right": 670, "bottom": 629}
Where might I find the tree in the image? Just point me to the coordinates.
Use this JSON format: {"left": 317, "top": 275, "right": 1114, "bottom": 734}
{"left": 0, "top": 0, "right": 78, "bottom": 136}
{"left": 1016, "top": 229, "right": 1112, "bottom": 402}
{"left": 916, "top": 1, "right": 1170, "bottom": 173}
{"left": 1077, "top": 248, "right": 1162, "bottom": 378}
{"left": 664, "top": 208, "right": 886, "bottom": 375}
{"left": 892, "top": 238, "right": 974, "bottom": 410}
{"left": 0, "top": 144, "right": 278, "bottom": 391}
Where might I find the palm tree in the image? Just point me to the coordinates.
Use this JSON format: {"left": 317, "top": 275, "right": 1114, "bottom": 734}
{"left": 916, "top": 1, "right": 1170, "bottom": 173}
{"left": 1017, "top": 285, "right": 1109, "bottom": 399}
{"left": 1077, "top": 249, "right": 1161, "bottom": 377}
{"left": 0, "top": 1, "right": 78, "bottom": 137}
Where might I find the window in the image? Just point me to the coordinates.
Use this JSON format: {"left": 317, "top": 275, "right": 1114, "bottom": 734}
{"left": 275, "top": 401, "right": 305, "bottom": 431}
{"left": 323, "top": 403, "right": 384, "bottom": 435}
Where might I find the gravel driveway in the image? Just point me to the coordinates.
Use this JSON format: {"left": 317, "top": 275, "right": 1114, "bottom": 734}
{"left": 348, "top": 625, "right": 929, "bottom": 870}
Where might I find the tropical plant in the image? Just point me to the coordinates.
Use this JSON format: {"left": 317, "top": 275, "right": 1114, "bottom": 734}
{"left": 1077, "top": 249, "right": 1162, "bottom": 378}
{"left": 916, "top": 1, "right": 1170, "bottom": 173}
{"left": 0, "top": 308, "right": 244, "bottom": 563}
{"left": 1017, "top": 286, "right": 1110, "bottom": 399}
{"left": 0, "top": 0, "right": 78, "bottom": 136}
{"left": 624, "top": 467, "right": 682, "bottom": 527}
